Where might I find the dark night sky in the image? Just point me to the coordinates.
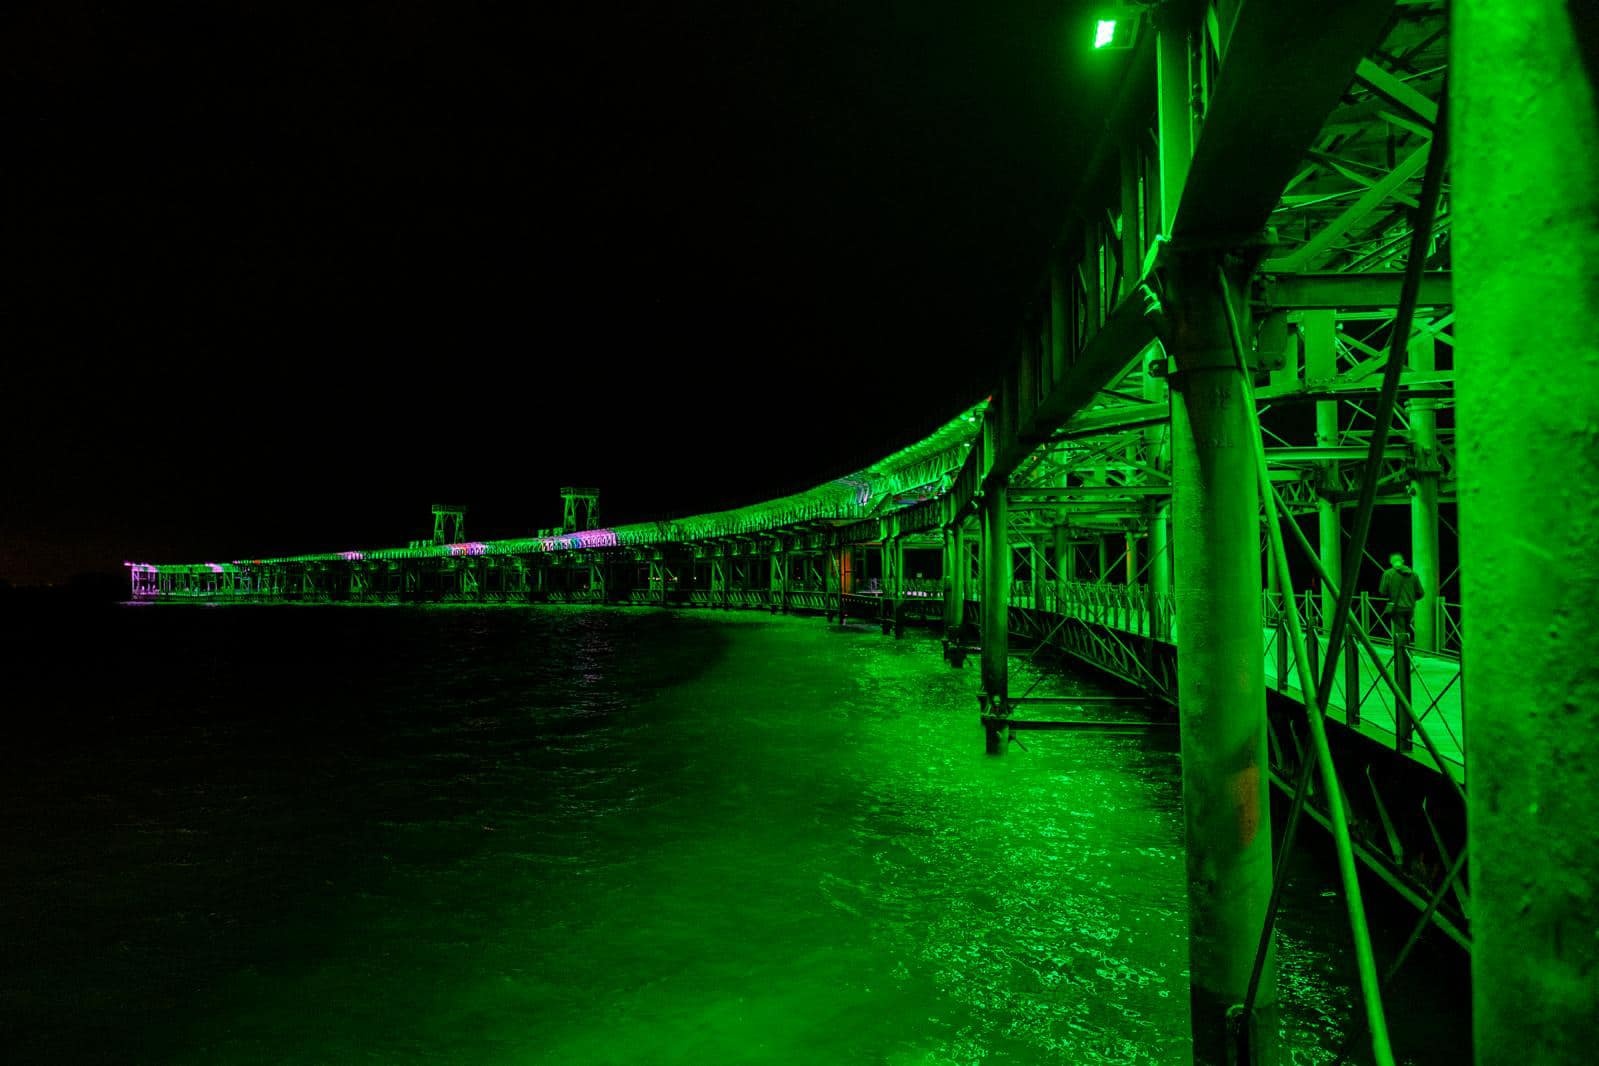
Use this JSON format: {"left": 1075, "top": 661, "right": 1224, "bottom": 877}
{"left": 3, "top": 1, "right": 1117, "bottom": 582}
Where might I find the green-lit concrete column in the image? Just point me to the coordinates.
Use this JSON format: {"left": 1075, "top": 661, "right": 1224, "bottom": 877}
{"left": 1096, "top": 535, "right": 1111, "bottom": 583}
{"left": 1305, "top": 309, "right": 1343, "bottom": 630}
{"left": 1167, "top": 253, "right": 1279, "bottom": 1064}
{"left": 979, "top": 484, "right": 1010, "bottom": 754}
{"left": 1457, "top": 5, "right": 1599, "bottom": 1061}
{"left": 1408, "top": 332, "right": 1442, "bottom": 651}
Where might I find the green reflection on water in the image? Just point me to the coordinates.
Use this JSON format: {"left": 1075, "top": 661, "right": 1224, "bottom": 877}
{"left": 7, "top": 607, "right": 1391, "bottom": 1064}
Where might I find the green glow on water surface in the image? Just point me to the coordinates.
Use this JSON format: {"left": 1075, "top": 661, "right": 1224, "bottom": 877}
{"left": 6, "top": 607, "right": 1466, "bottom": 1063}
{"left": 41, "top": 609, "right": 1389, "bottom": 1065}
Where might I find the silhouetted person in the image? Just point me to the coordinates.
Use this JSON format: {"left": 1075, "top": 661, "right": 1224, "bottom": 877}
{"left": 1378, "top": 551, "right": 1424, "bottom": 645}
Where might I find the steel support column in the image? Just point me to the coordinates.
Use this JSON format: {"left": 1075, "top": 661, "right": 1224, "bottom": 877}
{"left": 1145, "top": 353, "right": 1173, "bottom": 639}
{"left": 1408, "top": 333, "right": 1441, "bottom": 651}
{"left": 826, "top": 546, "right": 841, "bottom": 622}
{"left": 1305, "top": 309, "right": 1343, "bottom": 634}
{"left": 769, "top": 541, "right": 788, "bottom": 613}
{"left": 1053, "top": 524, "right": 1074, "bottom": 611}
{"left": 979, "top": 485, "right": 1009, "bottom": 754}
{"left": 889, "top": 536, "right": 905, "bottom": 636}
{"left": 943, "top": 525, "right": 966, "bottom": 639}
{"left": 1168, "top": 254, "right": 1279, "bottom": 1063}
{"left": 880, "top": 536, "right": 901, "bottom": 635}
{"left": 1458, "top": 4, "right": 1599, "bottom": 1060}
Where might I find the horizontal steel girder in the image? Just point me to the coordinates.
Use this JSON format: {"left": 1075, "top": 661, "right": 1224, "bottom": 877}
{"left": 1172, "top": 0, "right": 1396, "bottom": 242}
{"left": 1261, "top": 271, "right": 1452, "bottom": 310}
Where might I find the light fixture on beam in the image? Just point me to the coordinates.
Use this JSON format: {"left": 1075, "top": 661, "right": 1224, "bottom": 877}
{"left": 1091, "top": 4, "right": 1144, "bottom": 51}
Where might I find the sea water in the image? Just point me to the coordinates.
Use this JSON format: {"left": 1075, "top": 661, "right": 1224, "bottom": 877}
{"left": 0, "top": 605, "right": 1468, "bottom": 1064}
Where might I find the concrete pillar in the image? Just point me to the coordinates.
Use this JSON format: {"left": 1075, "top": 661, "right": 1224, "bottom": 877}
{"left": 1097, "top": 536, "right": 1112, "bottom": 583}
{"left": 1408, "top": 333, "right": 1442, "bottom": 651}
{"left": 980, "top": 485, "right": 1010, "bottom": 754}
{"left": 1457, "top": 5, "right": 1599, "bottom": 1061}
{"left": 1167, "top": 253, "right": 1279, "bottom": 1063}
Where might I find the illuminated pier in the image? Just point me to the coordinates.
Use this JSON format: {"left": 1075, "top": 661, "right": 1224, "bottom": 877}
{"left": 129, "top": 4, "right": 1599, "bottom": 1062}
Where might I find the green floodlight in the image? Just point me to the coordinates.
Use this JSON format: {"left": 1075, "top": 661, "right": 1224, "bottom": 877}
{"left": 1091, "top": 8, "right": 1140, "bottom": 50}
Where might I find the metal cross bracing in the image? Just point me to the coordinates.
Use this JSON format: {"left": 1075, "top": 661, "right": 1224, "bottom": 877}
{"left": 128, "top": 3, "right": 1598, "bottom": 1062}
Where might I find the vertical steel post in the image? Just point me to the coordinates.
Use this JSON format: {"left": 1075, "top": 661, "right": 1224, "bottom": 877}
{"left": 1345, "top": 630, "right": 1362, "bottom": 727}
{"left": 826, "top": 545, "right": 840, "bottom": 622}
{"left": 892, "top": 535, "right": 906, "bottom": 637}
{"left": 777, "top": 542, "right": 790, "bottom": 613}
{"left": 1053, "top": 524, "right": 1074, "bottom": 614}
{"left": 944, "top": 525, "right": 966, "bottom": 639}
{"left": 1147, "top": 503, "right": 1170, "bottom": 638}
{"left": 980, "top": 485, "right": 1010, "bottom": 754}
{"left": 941, "top": 529, "right": 953, "bottom": 632}
{"left": 1392, "top": 634, "right": 1414, "bottom": 754}
{"left": 1167, "top": 254, "right": 1279, "bottom": 1064}
{"left": 1156, "top": 5, "right": 1193, "bottom": 237}
{"left": 1458, "top": 5, "right": 1599, "bottom": 1060}
{"left": 1145, "top": 352, "right": 1173, "bottom": 639}
{"left": 1029, "top": 537, "right": 1045, "bottom": 611}
{"left": 838, "top": 545, "right": 851, "bottom": 625}
{"left": 1304, "top": 310, "right": 1343, "bottom": 630}
{"left": 1120, "top": 139, "right": 1142, "bottom": 302}
{"left": 1408, "top": 332, "right": 1442, "bottom": 651}
{"left": 881, "top": 535, "right": 903, "bottom": 636}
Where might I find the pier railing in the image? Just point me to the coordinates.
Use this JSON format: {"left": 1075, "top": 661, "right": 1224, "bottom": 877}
{"left": 990, "top": 579, "right": 1465, "bottom": 778}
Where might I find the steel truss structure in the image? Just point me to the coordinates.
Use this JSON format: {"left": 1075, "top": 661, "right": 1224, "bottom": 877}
{"left": 131, "top": 3, "right": 1598, "bottom": 1062}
